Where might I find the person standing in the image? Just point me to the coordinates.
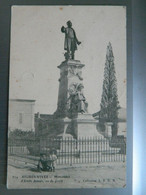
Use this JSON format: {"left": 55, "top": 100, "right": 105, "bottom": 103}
{"left": 50, "top": 150, "right": 57, "bottom": 172}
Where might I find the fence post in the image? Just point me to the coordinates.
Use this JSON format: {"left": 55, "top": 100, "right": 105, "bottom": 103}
{"left": 123, "top": 141, "right": 126, "bottom": 162}
{"left": 98, "top": 137, "right": 100, "bottom": 164}
{"left": 70, "top": 137, "right": 72, "bottom": 166}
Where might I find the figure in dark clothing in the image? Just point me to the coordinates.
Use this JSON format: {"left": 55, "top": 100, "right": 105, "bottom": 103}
{"left": 37, "top": 151, "right": 58, "bottom": 172}
{"left": 61, "top": 21, "right": 81, "bottom": 60}
{"left": 37, "top": 153, "right": 52, "bottom": 172}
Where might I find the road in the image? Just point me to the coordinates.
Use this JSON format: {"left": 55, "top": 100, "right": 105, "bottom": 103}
{"left": 7, "top": 159, "right": 126, "bottom": 189}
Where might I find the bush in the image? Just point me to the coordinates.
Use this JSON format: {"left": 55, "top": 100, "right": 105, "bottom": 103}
{"left": 9, "top": 129, "right": 35, "bottom": 141}
{"left": 109, "top": 136, "right": 126, "bottom": 154}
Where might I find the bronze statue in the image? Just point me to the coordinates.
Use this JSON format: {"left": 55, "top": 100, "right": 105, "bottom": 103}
{"left": 61, "top": 21, "right": 81, "bottom": 60}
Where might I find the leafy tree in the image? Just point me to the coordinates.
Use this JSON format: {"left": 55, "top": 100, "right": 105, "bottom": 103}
{"left": 99, "top": 42, "right": 120, "bottom": 137}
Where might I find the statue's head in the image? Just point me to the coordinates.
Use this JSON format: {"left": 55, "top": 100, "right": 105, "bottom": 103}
{"left": 67, "top": 20, "right": 72, "bottom": 27}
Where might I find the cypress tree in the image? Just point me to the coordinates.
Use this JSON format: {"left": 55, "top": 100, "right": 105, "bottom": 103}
{"left": 100, "top": 42, "right": 119, "bottom": 137}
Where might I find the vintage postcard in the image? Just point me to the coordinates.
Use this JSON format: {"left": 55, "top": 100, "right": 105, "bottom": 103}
{"left": 7, "top": 6, "right": 126, "bottom": 189}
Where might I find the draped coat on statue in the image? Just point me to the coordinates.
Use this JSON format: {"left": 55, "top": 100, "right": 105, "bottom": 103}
{"left": 61, "top": 26, "right": 79, "bottom": 52}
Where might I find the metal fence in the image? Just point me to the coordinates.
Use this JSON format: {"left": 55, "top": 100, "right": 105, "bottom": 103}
{"left": 8, "top": 137, "right": 126, "bottom": 165}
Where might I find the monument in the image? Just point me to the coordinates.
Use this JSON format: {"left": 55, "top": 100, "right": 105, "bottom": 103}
{"left": 54, "top": 21, "right": 102, "bottom": 139}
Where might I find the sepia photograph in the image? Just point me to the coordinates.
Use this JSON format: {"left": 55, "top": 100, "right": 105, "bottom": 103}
{"left": 7, "top": 6, "right": 127, "bottom": 189}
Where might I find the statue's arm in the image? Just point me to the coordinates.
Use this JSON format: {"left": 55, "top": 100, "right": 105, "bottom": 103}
{"left": 76, "top": 36, "right": 81, "bottom": 45}
{"left": 61, "top": 26, "right": 66, "bottom": 33}
{"left": 77, "top": 40, "right": 81, "bottom": 45}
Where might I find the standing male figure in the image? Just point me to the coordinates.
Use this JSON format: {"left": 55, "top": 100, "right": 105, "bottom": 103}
{"left": 61, "top": 21, "right": 81, "bottom": 59}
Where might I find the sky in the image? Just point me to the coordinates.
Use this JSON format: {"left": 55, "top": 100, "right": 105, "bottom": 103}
{"left": 9, "top": 6, "right": 126, "bottom": 114}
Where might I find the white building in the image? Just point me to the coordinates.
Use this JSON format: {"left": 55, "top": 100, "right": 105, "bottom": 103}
{"left": 117, "top": 107, "right": 126, "bottom": 137}
{"left": 8, "top": 99, "right": 35, "bottom": 131}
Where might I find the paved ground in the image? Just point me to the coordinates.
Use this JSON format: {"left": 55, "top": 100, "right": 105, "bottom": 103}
{"left": 7, "top": 158, "right": 126, "bottom": 189}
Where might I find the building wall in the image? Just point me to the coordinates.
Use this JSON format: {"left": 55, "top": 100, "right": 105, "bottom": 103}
{"left": 117, "top": 108, "right": 126, "bottom": 137}
{"left": 8, "top": 99, "right": 35, "bottom": 131}
{"left": 117, "top": 122, "right": 126, "bottom": 137}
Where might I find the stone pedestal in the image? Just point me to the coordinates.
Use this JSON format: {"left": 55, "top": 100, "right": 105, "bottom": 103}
{"left": 105, "top": 122, "right": 113, "bottom": 138}
{"left": 54, "top": 59, "right": 85, "bottom": 118}
{"left": 72, "top": 113, "right": 103, "bottom": 139}
{"left": 54, "top": 59, "right": 103, "bottom": 139}
{"left": 57, "top": 117, "right": 73, "bottom": 138}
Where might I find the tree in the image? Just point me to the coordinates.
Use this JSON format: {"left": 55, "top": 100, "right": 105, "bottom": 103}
{"left": 99, "top": 42, "right": 119, "bottom": 137}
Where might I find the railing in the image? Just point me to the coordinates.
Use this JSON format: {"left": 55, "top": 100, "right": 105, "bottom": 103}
{"left": 8, "top": 137, "right": 126, "bottom": 165}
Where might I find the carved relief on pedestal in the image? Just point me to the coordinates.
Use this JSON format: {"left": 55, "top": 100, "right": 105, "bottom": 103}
{"left": 68, "top": 66, "right": 83, "bottom": 80}
{"left": 58, "top": 65, "right": 83, "bottom": 82}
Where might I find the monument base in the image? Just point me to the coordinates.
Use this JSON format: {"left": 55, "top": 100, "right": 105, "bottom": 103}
{"left": 57, "top": 117, "right": 74, "bottom": 138}
{"left": 72, "top": 113, "right": 103, "bottom": 139}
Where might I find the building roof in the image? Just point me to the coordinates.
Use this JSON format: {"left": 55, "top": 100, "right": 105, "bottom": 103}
{"left": 10, "top": 99, "right": 36, "bottom": 102}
